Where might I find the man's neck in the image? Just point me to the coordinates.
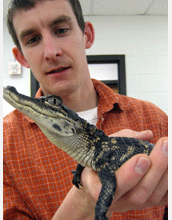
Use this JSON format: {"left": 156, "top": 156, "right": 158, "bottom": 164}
{"left": 61, "top": 81, "right": 98, "bottom": 112}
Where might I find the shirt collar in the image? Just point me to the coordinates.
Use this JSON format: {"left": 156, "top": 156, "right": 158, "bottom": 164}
{"left": 92, "top": 79, "right": 127, "bottom": 114}
{"left": 35, "top": 88, "right": 43, "bottom": 98}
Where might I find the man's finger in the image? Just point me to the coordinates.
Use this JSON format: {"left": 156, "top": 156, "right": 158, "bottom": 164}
{"left": 149, "top": 169, "right": 168, "bottom": 204}
{"left": 113, "top": 154, "right": 151, "bottom": 200}
{"left": 110, "top": 129, "right": 153, "bottom": 142}
{"left": 128, "top": 138, "right": 168, "bottom": 205}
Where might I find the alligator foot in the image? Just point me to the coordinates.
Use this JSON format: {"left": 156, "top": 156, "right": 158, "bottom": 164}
{"left": 72, "top": 164, "right": 84, "bottom": 189}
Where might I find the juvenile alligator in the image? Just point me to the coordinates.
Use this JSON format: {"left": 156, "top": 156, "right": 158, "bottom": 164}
{"left": 3, "top": 86, "right": 154, "bottom": 220}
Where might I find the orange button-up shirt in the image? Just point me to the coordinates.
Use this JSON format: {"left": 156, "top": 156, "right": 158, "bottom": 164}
{"left": 3, "top": 79, "right": 168, "bottom": 219}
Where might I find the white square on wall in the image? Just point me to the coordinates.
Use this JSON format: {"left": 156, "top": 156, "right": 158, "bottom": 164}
{"left": 88, "top": 63, "right": 118, "bottom": 81}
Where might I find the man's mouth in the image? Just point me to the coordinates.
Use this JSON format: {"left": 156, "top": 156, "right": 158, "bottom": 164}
{"left": 47, "top": 66, "right": 71, "bottom": 74}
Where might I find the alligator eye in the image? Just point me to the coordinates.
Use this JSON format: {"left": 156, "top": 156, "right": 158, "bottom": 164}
{"left": 46, "top": 97, "right": 61, "bottom": 106}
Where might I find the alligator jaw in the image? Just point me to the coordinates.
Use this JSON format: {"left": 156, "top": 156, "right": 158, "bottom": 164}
{"left": 3, "top": 86, "right": 77, "bottom": 137}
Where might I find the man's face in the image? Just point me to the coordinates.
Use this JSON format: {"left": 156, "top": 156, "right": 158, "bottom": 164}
{"left": 13, "top": 0, "right": 92, "bottom": 97}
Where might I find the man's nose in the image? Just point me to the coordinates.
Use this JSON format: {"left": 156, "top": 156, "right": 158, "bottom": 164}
{"left": 43, "top": 34, "right": 62, "bottom": 61}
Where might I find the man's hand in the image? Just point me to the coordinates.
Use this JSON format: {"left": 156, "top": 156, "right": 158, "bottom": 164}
{"left": 81, "top": 129, "right": 168, "bottom": 217}
{"left": 109, "top": 129, "right": 154, "bottom": 141}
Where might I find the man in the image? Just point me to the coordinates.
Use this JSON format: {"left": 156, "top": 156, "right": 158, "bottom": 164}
{"left": 4, "top": 0, "right": 168, "bottom": 219}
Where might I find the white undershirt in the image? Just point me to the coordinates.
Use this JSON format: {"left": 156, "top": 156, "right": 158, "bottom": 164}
{"left": 77, "top": 107, "right": 98, "bottom": 126}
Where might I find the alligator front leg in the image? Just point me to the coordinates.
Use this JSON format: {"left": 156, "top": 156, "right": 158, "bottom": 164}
{"left": 95, "top": 164, "right": 117, "bottom": 220}
{"left": 72, "top": 164, "right": 84, "bottom": 189}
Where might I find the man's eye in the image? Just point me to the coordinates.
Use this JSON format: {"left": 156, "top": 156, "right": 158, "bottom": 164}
{"left": 26, "top": 36, "right": 41, "bottom": 46}
{"left": 55, "top": 28, "right": 70, "bottom": 36}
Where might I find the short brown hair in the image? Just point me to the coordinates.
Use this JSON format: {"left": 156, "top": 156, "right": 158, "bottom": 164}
{"left": 7, "top": 0, "right": 85, "bottom": 52}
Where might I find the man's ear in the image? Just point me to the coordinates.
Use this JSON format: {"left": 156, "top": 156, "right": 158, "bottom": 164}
{"left": 12, "top": 47, "right": 30, "bottom": 68}
{"left": 84, "top": 22, "right": 95, "bottom": 49}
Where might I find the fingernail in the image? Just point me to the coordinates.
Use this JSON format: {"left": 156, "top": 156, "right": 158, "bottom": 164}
{"left": 163, "top": 140, "right": 168, "bottom": 155}
{"left": 135, "top": 157, "right": 150, "bottom": 174}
